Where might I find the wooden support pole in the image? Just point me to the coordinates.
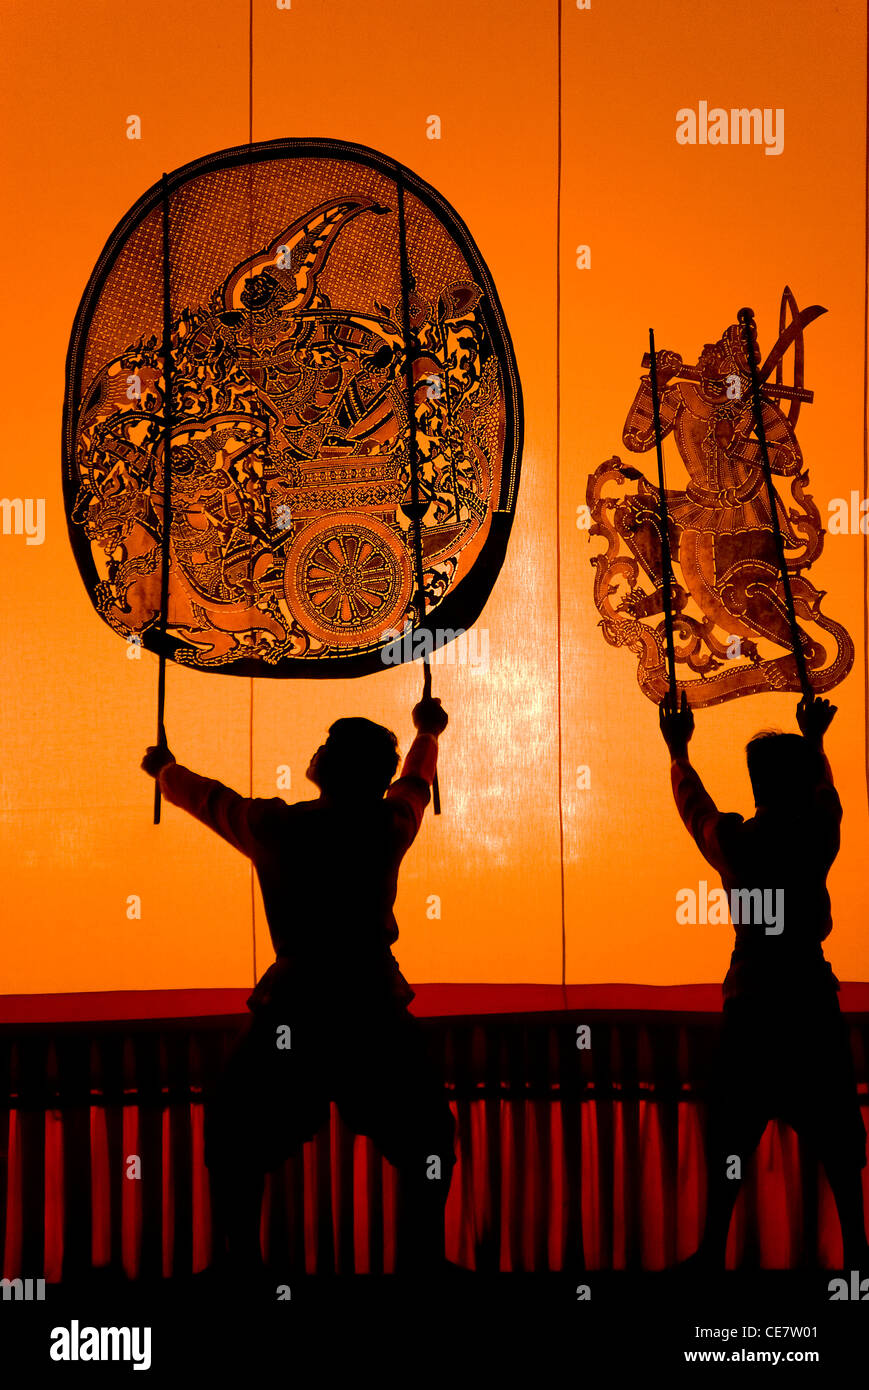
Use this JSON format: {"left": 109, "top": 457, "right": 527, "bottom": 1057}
{"left": 396, "top": 164, "right": 441, "bottom": 813}
{"left": 648, "top": 329, "right": 678, "bottom": 698}
{"left": 738, "top": 307, "right": 812, "bottom": 696}
{"left": 153, "top": 173, "right": 173, "bottom": 824}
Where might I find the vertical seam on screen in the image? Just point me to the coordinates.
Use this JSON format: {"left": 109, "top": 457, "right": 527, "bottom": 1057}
{"left": 250, "top": 681, "right": 256, "bottom": 985}
{"left": 557, "top": 0, "right": 568, "bottom": 1006}
{"left": 249, "top": 0, "right": 257, "bottom": 987}
{"left": 856, "top": 13, "right": 862, "bottom": 811}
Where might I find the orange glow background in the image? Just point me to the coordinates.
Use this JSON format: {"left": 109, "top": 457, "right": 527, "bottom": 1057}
{"left": 0, "top": 0, "right": 866, "bottom": 995}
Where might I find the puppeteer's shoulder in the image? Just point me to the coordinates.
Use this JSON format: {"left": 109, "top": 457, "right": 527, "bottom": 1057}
{"left": 387, "top": 774, "right": 431, "bottom": 808}
{"left": 255, "top": 794, "right": 306, "bottom": 828}
{"left": 717, "top": 810, "right": 747, "bottom": 841}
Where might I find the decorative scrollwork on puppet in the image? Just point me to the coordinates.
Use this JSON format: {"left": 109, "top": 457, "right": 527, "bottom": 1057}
{"left": 586, "top": 289, "right": 853, "bottom": 707}
{"left": 63, "top": 139, "right": 522, "bottom": 677}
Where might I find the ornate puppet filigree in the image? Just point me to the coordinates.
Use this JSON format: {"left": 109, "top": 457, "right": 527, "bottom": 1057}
{"left": 64, "top": 141, "right": 522, "bottom": 677}
{"left": 586, "top": 290, "right": 853, "bottom": 707}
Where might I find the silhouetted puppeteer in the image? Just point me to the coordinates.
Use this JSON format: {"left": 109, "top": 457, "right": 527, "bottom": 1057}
{"left": 659, "top": 689, "right": 869, "bottom": 1269}
{"left": 142, "top": 694, "right": 455, "bottom": 1274}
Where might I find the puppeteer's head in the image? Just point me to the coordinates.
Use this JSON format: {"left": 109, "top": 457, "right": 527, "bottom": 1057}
{"left": 306, "top": 718, "right": 400, "bottom": 800}
{"left": 745, "top": 730, "right": 824, "bottom": 810}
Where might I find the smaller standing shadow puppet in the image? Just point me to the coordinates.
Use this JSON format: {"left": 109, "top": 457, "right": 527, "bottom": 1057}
{"left": 586, "top": 288, "right": 854, "bottom": 707}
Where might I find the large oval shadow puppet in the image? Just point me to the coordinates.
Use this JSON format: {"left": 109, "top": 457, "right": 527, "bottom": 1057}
{"left": 587, "top": 289, "right": 853, "bottom": 707}
{"left": 65, "top": 140, "right": 521, "bottom": 682}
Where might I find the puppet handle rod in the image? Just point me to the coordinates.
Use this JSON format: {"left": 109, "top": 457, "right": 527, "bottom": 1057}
{"left": 396, "top": 163, "right": 440, "bottom": 814}
{"left": 738, "top": 308, "right": 812, "bottom": 698}
{"left": 421, "top": 660, "right": 441, "bottom": 815}
{"left": 154, "top": 172, "right": 174, "bottom": 824}
{"left": 639, "top": 355, "right": 813, "bottom": 404}
{"left": 648, "top": 329, "right": 678, "bottom": 699}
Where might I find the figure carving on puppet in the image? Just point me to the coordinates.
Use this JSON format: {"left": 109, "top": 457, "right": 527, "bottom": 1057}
{"left": 586, "top": 292, "right": 853, "bottom": 707}
{"left": 65, "top": 145, "right": 521, "bottom": 682}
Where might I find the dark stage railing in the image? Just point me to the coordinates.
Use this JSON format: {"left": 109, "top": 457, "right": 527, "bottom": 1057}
{"left": 1, "top": 1006, "right": 868, "bottom": 1278}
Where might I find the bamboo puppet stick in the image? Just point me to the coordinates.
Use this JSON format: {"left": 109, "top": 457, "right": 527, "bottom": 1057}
{"left": 396, "top": 163, "right": 441, "bottom": 814}
{"left": 648, "top": 328, "right": 679, "bottom": 698}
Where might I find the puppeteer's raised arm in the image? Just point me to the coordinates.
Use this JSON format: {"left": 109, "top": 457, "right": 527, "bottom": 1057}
{"left": 797, "top": 694, "right": 842, "bottom": 823}
{"left": 141, "top": 741, "right": 281, "bottom": 858}
{"left": 659, "top": 689, "right": 741, "bottom": 875}
{"left": 385, "top": 697, "right": 448, "bottom": 840}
